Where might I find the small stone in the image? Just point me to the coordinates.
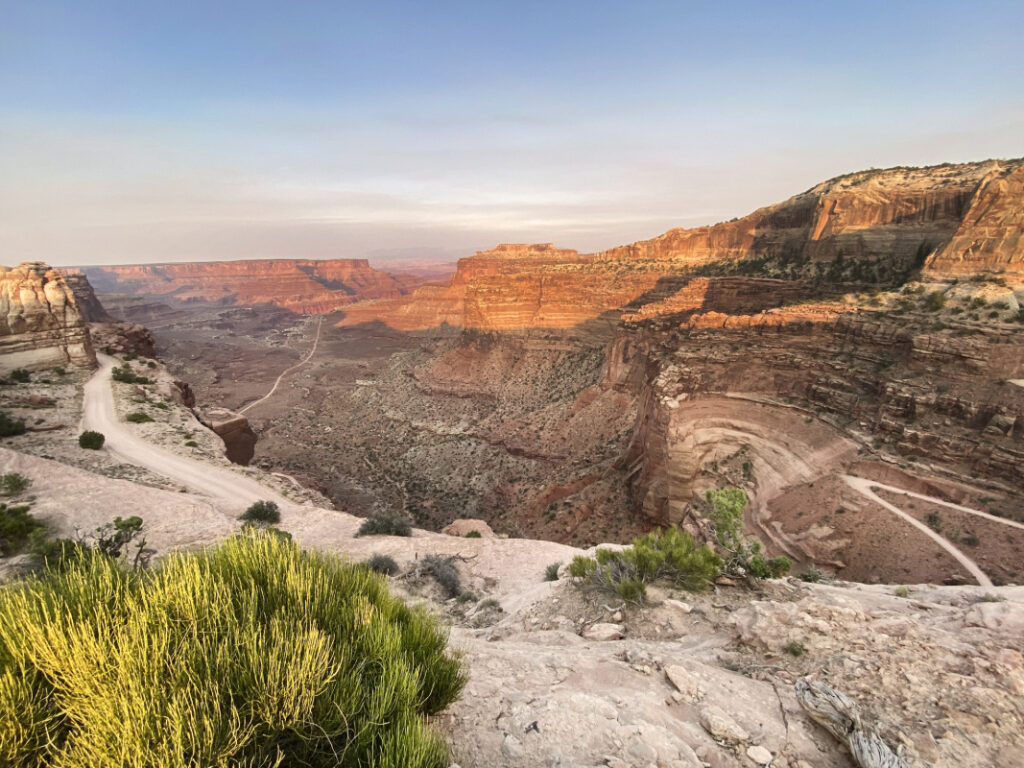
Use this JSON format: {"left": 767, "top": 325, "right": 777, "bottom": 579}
{"left": 583, "top": 622, "right": 626, "bottom": 641}
{"left": 665, "top": 599, "right": 692, "bottom": 614}
{"left": 665, "top": 665, "right": 701, "bottom": 701}
{"left": 612, "top": 610, "right": 624, "bottom": 622}
{"left": 501, "top": 734, "right": 524, "bottom": 759}
{"left": 746, "top": 745, "right": 773, "bottom": 764}
{"left": 699, "top": 705, "right": 749, "bottom": 743}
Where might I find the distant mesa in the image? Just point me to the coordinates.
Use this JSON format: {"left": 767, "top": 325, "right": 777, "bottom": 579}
{"left": 79, "top": 258, "right": 429, "bottom": 315}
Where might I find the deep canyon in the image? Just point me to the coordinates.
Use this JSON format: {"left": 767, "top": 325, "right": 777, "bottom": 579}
{"left": 56, "top": 158, "right": 1024, "bottom": 586}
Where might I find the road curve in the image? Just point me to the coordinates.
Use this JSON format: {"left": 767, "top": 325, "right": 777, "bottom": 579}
{"left": 860, "top": 478, "right": 1024, "bottom": 531}
{"left": 842, "top": 475, "right": 993, "bottom": 587}
{"left": 239, "top": 316, "right": 323, "bottom": 415}
{"left": 82, "top": 354, "right": 292, "bottom": 508}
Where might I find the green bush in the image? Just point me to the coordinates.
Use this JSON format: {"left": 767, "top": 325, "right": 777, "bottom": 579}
{"left": 464, "top": 530, "right": 482, "bottom": 538}
{"left": 707, "top": 488, "right": 791, "bottom": 579}
{"left": 0, "top": 472, "right": 31, "bottom": 496}
{"left": 544, "top": 562, "right": 562, "bottom": 581}
{"left": 0, "top": 502, "right": 45, "bottom": 556}
{"left": 923, "top": 291, "right": 946, "bottom": 311}
{"left": 356, "top": 512, "right": 412, "bottom": 537}
{"left": 364, "top": 553, "right": 400, "bottom": 576}
{"left": 0, "top": 412, "right": 26, "bottom": 437}
{"left": 111, "top": 364, "right": 150, "bottom": 385}
{"left": 239, "top": 500, "right": 281, "bottom": 525}
{"left": 9, "top": 368, "right": 30, "bottom": 383}
{"left": 568, "top": 527, "right": 721, "bottom": 602}
{"left": 125, "top": 411, "right": 154, "bottom": 423}
{"left": 184, "top": 440, "right": 198, "bottom": 447}
{"left": 78, "top": 430, "right": 105, "bottom": 450}
{"left": 0, "top": 532, "right": 466, "bottom": 767}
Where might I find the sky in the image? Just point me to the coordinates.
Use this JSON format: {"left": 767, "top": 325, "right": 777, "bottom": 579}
{"left": 1, "top": 1, "right": 1022, "bottom": 268}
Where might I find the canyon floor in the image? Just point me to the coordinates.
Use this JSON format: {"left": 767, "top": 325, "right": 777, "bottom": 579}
{"left": 94, "top": 282, "right": 1024, "bottom": 590}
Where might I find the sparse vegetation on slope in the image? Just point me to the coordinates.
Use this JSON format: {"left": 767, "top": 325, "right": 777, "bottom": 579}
{"left": 568, "top": 527, "right": 721, "bottom": 602}
{"left": 707, "top": 488, "right": 792, "bottom": 579}
{"left": 0, "top": 531, "right": 466, "bottom": 768}
{"left": 356, "top": 511, "right": 412, "bottom": 537}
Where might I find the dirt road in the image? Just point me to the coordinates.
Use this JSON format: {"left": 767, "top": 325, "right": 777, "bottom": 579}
{"left": 82, "top": 354, "right": 292, "bottom": 508}
{"left": 842, "top": 475, "right": 993, "bottom": 587}
{"left": 239, "top": 316, "right": 323, "bottom": 414}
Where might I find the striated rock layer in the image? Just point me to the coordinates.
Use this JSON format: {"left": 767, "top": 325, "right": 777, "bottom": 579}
{"left": 0, "top": 262, "right": 96, "bottom": 373}
{"left": 82, "top": 258, "right": 427, "bottom": 315}
{"left": 339, "top": 159, "right": 1024, "bottom": 334}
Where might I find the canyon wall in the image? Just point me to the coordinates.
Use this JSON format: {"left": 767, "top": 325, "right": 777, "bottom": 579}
{"left": 0, "top": 262, "right": 96, "bottom": 373}
{"left": 338, "top": 159, "right": 1024, "bottom": 334}
{"left": 83, "top": 258, "right": 426, "bottom": 314}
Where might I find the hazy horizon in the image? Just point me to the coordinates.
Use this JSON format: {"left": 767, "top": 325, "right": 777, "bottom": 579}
{"left": 2, "top": 1, "right": 1022, "bottom": 268}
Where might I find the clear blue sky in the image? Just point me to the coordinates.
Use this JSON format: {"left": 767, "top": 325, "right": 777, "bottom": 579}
{"left": 1, "top": 1, "right": 1022, "bottom": 266}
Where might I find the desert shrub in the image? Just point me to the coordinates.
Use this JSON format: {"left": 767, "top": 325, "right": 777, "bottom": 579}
{"left": 0, "top": 472, "right": 31, "bottom": 496}
{"left": 923, "top": 291, "right": 946, "bottom": 311}
{"left": 184, "top": 440, "right": 198, "bottom": 447}
{"left": 0, "top": 532, "right": 466, "bottom": 768}
{"left": 111, "top": 364, "right": 150, "bottom": 385}
{"left": 706, "top": 488, "right": 791, "bottom": 579}
{"left": 421, "top": 553, "right": 461, "bottom": 598}
{"left": 797, "top": 565, "right": 823, "bottom": 583}
{"left": 364, "top": 553, "right": 400, "bottom": 576}
{"left": 125, "top": 411, "right": 154, "bottom": 423}
{"left": 28, "top": 533, "right": 90, "bottom": 570}
{"left": 0, "top": 412, "right": 26, "bottom": 437}
{"left": 569, "top": 527, "right": 721, "bottom": 603}
{"left": 238, "top": 500, "right": 281, "bottom": 525}
{"left": 356, "top": 511, "right": 412, "bottom": 537}
{"left": 78, "top": 430, "right": 105, "bottom": 449}
{"left": 0, "top": 502, "right": 45, "bottom": 556}
{"left": 464, "top": 530, "right": 482, "bottom": 538}
{"left": 9, "top": 368, "right": 30, "bottom": 383}
{"left": 544, "top": 562, "right": 562, "bottom": 581}
{"left": 785, "top": 641, "right": 806, "bottom": 657}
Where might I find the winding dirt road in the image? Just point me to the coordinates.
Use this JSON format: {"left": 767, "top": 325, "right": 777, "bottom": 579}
{"left": 842, "top": 475, "right": 994, "bottom": 587}
{"left": 82, "top": 354, "right": 292, "bottom": 508}
{"left": 239, "top": 316, "right": 323, "bottom": 414}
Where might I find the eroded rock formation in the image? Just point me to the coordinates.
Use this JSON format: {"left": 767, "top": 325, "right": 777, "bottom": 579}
{"left": 0, "top": 262, "right": 96, "bottom": 373}
{"left": 82, "top": 258, "right": 426, "bottom": 315}
{"left": 194, "top": 406, "right": 257, "bottom": 465}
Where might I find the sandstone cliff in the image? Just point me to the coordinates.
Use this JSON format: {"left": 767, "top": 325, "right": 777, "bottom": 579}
{"left": 0, "top": 262, "right": 96, "bottom": 373}
{"left": 338, "top": 159, "right": 1024, "bottom": 333}
{"left": 83, "top": 258, "right": 426, "bottom": 314}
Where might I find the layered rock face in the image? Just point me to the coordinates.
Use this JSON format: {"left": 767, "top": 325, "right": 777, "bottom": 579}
{"left": 925, "top": 162, "right": 1024, "bottom": 279}
{"left": 83, "top": 259, "right": 426, "bottom": 314}
{"left": 339, "top": 159, "right": 1023, "bottom": 334}
{"left": 0, "top": 262, "right": 96, "bottom": 373}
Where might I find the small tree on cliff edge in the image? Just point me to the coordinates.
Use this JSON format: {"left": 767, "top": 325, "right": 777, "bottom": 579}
{"left": 706, "top": 487, "right": 791, "bottom": 579}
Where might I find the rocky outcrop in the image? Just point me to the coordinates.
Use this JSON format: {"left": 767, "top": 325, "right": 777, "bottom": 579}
{"left": 83, "top": 259, "right": 426, "bottom": 315}
{"left": 0, "top": 262, "right": 96, "bottom": 373}
{"left": 59, "top": 270, "right": 113, "bottom": 322}
{"left": 193, "top": 406, "right": 257, "bottom": 465}
{"left": 89, "top": 322, "right": 157, "bottom": 359}
{"left": 925, "top": 162, "right": 1024, "bottom": 280}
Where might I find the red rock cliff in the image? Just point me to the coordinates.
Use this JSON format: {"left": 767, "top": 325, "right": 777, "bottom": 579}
{"left": 82, "top": 259, "right": 425, "bottom": 314}
{"left": 337, "top": 159, "right": 1024, "bottom": 333}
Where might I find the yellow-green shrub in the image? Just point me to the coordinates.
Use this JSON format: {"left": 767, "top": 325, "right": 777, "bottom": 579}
{"left": 0, "top": 531, "right": 466, "bottom": 768}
